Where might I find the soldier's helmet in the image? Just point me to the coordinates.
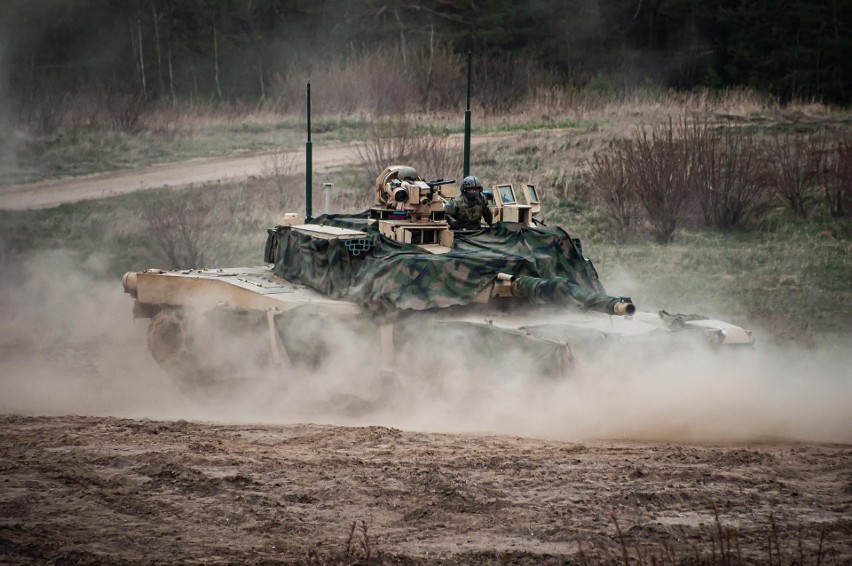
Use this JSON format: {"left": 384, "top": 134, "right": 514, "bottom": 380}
{"left": 461, "top": 176, "right": 482, "bottom": 194}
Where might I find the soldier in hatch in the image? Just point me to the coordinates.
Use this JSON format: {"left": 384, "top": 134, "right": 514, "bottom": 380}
{"left": 445, "top": 176, "right": 493, "bottom": 230}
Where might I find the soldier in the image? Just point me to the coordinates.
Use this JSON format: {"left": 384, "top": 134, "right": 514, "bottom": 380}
{"left": 445, "top": 176, "right": 493, "bottom": 230}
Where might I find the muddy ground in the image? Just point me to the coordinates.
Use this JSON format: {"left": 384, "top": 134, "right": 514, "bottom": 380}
{"left": 1, "top": 413, "right": 850, "bottom": 564}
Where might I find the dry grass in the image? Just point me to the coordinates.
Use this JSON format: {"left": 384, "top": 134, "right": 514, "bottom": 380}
{"left": 595, "top": 509, "right": 839, "bottom": 566}
{"left": 297, "top": 509, "right": 840, "bottom": 564}
{"left": 9, "top": 49, "right": 848, "bottom": 189}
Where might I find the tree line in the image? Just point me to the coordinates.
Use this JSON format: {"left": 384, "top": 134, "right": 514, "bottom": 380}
{"left": 3, "top": 0, "right": 850, "bottom": 107}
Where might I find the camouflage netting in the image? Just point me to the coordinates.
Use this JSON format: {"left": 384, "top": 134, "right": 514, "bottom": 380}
{"left": 268, "top": 214, "right": 621, "bottom": 314}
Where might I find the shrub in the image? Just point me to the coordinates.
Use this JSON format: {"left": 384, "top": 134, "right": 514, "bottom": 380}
{"left": 688, "top": 121, "right": 771, "bottom": 229}
{"left": 587, "top": 144, "right": 641, "bottom": 242}
{"left": 269, "top": 47, "right": 554, "bottom": 117}
{"left": 355, "top": 118, "right": 461, "bottom": 182}
{"left": 588, "top": 72, "right": 615, "bottom": 99}
{"left": 824, "top": 132, "right": 852, "bottom": 219}
{"left": 142, "top": 193, "right": 213, "bottom": 269}
{"left": 764, "top": 130, "right": 827, "bottom": 219}
{"left": 588, "top": 115, "right": 775, "bottom": 242}
{"left": 473, "top": 52, "right": 558, "bottom": 115}
{"left": 622, "top": 119, "right": 694, "bottom": 243}
{"left": 354, "top": 119, "right": 418, "bottom": 180}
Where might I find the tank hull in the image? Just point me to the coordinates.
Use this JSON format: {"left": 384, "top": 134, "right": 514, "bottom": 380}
{"left": 124, "top": 262, "right": 752, "bottom": 387}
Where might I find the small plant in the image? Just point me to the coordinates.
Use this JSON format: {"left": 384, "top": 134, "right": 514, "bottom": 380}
{"left": 764, "top": 130, "right": 827, "bottom": 219}
{"left": 689, "top": 121, "right": 771, "bottom": 229}
{"left": 824, "top": 132, "right": 852, "bottom": 219}
{"left": 622, "top": 119, "right": 694, "bottom": 243}
{"left": 355, "top": 118, "right": 461, "bottom": 182}
{"left": 587, "top": 143, "right": 641, "bottom": 242}
{"left": 262, "top": 150, "right": 298, "bottom": 208}
{"left": 305, "top": 520, "right": 375, "bottom": 565}
{"left": 142, "top": 193, "right": 213, "bottom": 269}
{"left": 599, "top": 508, "right": 837, "bottom": 565}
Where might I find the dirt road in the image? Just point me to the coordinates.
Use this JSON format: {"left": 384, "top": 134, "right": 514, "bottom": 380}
{"left": 0, "top": 143, "right": 360, "bottom": 210}
{"left": 0, "top": 131, "right": 531, "bottom": 210}
{"left": 1, "top": 415, "right": 849, "bottom": 564}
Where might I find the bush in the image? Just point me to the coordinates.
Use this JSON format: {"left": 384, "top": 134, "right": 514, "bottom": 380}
{"left": 688, "top": 120, "right": 771, "bottom": 229}
{"left": 587, "top": 144, "right": 640, "bottom": 242}
{"left": 824, "top": 131, "right": 852, "bottom": 219}
{"left": 588, "top": 115, "right": 775, "bottom": 242}
{"left": 622, "top": 119, "right": 694, "bottom": 243}
{"left": 142, "top": 193, "right": 213, "bottom": 269}
{"left": 764, "top": 130, "right": 827, "bottom": 219}
{"left": 269, "top": 46, "right": 554, "bottom": 117}
{"left": 355, "top": 118, "right": 461, "bottom": 183}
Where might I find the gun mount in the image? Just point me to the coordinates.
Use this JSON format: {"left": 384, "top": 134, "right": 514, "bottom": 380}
{"left": 369, "top": 165, "right": 457, "bottom": 253}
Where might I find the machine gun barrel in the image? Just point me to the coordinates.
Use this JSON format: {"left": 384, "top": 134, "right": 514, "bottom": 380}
{"left": 499, "top": 273, "right": 636, "bottom": 316}
{"left": 426, "top": 179, "right": 456, "bottom": 189}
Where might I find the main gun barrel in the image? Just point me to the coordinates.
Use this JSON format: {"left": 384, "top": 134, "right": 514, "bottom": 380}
{"left": 499, "top": 273, "right": 635, "bottom": 316}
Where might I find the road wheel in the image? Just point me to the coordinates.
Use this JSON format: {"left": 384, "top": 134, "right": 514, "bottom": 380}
{"left": 147, "top": 308, "right": 204, "bottom": 387}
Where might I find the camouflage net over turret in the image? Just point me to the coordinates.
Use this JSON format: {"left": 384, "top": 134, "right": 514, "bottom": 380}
{"left": 268, "top": 217, "right": 623, "bottom": 314}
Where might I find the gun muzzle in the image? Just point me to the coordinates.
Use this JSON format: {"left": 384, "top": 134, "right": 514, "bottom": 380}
{"left": 613, "top": 301, "right": 636, "bottom": 316}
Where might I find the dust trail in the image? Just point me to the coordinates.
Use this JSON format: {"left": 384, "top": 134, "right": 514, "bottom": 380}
{"left": 1, "top": 250, "right": 850, "bottom": 444}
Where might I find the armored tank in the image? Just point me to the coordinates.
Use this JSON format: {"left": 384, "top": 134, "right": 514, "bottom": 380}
{"left": 123, "top": 160, "right": 752, "bottom": 387}
{"left": 122, "top": 77, "right": 753, "bottom": 390}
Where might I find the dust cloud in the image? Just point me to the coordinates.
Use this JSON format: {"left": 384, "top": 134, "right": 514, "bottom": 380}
{"left": 1, "top": 250, "right": 850, "bottom": 445}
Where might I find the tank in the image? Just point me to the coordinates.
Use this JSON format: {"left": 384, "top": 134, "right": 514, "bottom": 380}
{"left": 122, "top": 161, "right": 752, "bottom": 388}
{"left": 122, "top": 77, "right": 753, "bottom": 391}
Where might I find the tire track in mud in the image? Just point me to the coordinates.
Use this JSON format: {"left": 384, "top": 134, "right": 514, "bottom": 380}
{"left": 1, "top": 415, "right": 850, "bottom": 564}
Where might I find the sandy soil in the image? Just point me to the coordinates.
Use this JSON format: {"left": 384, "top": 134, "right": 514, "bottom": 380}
{"left": 1, "top": 414, "right": 850, "bottom": 564}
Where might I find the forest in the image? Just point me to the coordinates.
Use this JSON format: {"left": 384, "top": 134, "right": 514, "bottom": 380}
{"left": 3, "top": 0, "right": 851, "bottom": 109}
